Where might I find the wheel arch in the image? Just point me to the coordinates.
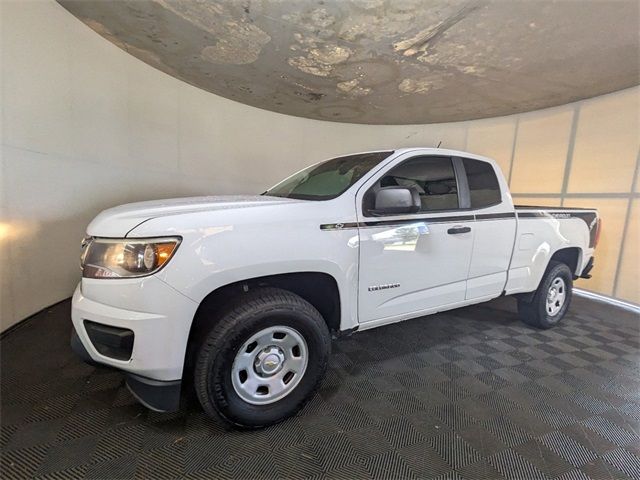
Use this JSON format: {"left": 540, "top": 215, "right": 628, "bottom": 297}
{"left": 515, "top": 246, "right": 583, "bottom": 303}
{"left": 183, "top": 272, "right": 342, "bottom": 376}
{"left": 549, "top": 246, "right": 583, "bottom": 277}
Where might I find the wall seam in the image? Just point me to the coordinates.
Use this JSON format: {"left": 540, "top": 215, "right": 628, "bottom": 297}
{"left": 176, "top": 83, "right": 182, "bottom": 174}
{"left": 507, "top": 116, "right": 519, "bottom": 187}
{"left": 612, "top": 147, "right": 640, "bottom": 297}
{"left": 560, "top": 104, "right": 581, "bottom": 207}
{"left": 0, "top": 142, "right": 217, "bottom": 181}
{"left": 463, "top": 121, "right": 469, "bottom": 151}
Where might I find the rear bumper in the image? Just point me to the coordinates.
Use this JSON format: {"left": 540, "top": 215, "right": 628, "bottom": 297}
{"left": 580, "top": 256, "right": 595, "bottom": 279}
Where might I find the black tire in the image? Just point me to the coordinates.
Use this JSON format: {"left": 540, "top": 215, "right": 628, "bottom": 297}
{"left": 518, "top": 260, "right": 573, "bottom": 329}
{"left": 193, "top": 287, "right": 331, "bottom": 428}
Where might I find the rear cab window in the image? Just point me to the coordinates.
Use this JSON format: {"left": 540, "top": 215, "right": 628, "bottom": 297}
{"left": 462, "top": 158, "right": 501, "bottom": 209}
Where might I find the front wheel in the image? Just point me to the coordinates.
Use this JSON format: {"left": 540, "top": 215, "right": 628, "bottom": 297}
{"left": 193, "top": 288, "right": 331, "bottom": 428}
{"left": 518, "top": 260, "right": 573, "bottom": 329}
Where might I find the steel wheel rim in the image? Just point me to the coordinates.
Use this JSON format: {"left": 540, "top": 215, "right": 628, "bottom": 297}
{"left": 231, "top": 325, "right": 308, "bottom": 405}
{"left": 546, "top": 277, "right": 566, "bottom": 316}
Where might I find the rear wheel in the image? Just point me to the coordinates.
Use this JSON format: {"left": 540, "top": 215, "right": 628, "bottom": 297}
{"left": 193, "top": 288, "right": 331, "bottom": 428}
{"left": 518, "top": 260, "right": 573, "bottom": 329}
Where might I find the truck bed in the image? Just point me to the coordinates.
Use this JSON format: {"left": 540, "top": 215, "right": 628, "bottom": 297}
{"left": 515, "top": 205, "right": 599, "bottom": 248}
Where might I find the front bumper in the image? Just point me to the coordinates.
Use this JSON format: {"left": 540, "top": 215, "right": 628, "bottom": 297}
{"left": 71, "top": 328, "right": 182, "bottom": 411}
{"left": 70, "top": 277, "right": 198, "bottom": 412}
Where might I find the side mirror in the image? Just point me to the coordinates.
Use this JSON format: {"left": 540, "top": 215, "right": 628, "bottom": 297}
{"left": 373, "top": 187, "right": 420, "bottom": 215}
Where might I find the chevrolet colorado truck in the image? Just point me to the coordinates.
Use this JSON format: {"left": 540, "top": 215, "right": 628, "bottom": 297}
{"left": 71, "top": 148, "right": 599, "bottom": 427}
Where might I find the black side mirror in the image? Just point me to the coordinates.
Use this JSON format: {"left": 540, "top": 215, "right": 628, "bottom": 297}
{"left": 373, "top": 186, "right": 420, "bottom": 215}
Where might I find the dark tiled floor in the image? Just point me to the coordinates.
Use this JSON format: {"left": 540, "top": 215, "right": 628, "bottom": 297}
{"left": 1, "top": 296, "right": 638, "bottom": 479}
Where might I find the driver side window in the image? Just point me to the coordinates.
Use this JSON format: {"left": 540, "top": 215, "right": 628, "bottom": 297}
{"left": 365, "top": 156, "right": 459, "bottom": 214}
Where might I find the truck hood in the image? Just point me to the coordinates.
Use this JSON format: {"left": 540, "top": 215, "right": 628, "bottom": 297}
{"left": 87, "top": 195, "right": 301, "bottom": 237}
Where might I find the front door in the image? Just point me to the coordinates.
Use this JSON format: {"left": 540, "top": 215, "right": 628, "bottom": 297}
{"left": 357, "top": 155, "right": 474, "bottom": 325}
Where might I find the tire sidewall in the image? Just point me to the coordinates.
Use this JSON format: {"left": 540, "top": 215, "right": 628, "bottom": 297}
{"left": 205, "top": 305, "right": 329, "bottom": 427}
{"left": 536, "top": 263, "right": 573, "bottom": 328}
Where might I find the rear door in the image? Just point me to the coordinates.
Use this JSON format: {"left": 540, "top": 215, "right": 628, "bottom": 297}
{"left": 356, "top": 154, "right": 474, "bottom": 325}
{"left": 459, "top": 157, "right": 517, "bottom": 300}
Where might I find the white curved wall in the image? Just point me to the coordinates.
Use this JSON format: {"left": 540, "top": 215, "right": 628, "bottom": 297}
{"left": 1, "top": 0, "right": 638, "bottom": 331}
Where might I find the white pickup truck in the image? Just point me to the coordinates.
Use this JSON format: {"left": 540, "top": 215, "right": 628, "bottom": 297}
{"left": 71, "top": 148, "right": 599, "bottom": 427}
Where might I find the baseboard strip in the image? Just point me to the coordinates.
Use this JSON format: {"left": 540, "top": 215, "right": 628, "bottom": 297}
{"left": 574, "top": 288, "right": 640, "bottom": 314}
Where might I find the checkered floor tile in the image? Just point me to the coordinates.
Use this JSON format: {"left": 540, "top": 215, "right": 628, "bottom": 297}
{"left": 1, "top": 296, "right": 638, "bottom": 479}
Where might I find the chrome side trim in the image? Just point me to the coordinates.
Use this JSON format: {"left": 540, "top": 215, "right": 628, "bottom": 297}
{"left": 319, "top": 222, "right": 359, "bottom": 231}
{"left": 319, "top": 212, "right": 516, "bottom": 231}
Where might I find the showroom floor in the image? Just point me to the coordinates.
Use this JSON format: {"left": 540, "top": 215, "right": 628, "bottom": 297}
{"left": 1, "top": 296, "right": 638, "bottom": 479}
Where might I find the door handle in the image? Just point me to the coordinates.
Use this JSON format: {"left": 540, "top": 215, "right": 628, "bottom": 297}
{"left": 447, "top": 226, "right": 471, "bottom": 235}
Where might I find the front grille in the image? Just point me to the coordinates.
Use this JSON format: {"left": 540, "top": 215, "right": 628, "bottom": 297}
{"left": 84, "top": 320, "right": 134, "bottom": 361}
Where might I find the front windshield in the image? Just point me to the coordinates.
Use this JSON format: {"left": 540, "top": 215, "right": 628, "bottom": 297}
{"left": 264, "top": 151, "right": 393, "bottom": 200}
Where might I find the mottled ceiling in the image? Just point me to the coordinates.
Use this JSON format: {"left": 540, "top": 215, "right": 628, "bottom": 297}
{"left": 58, "top": 0, "right": 639, "bottom": 125}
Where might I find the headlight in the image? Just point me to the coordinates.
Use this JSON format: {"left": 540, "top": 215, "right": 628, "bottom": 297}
{"left": 80, "top": 237, "right": 181, "bottom": 279}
